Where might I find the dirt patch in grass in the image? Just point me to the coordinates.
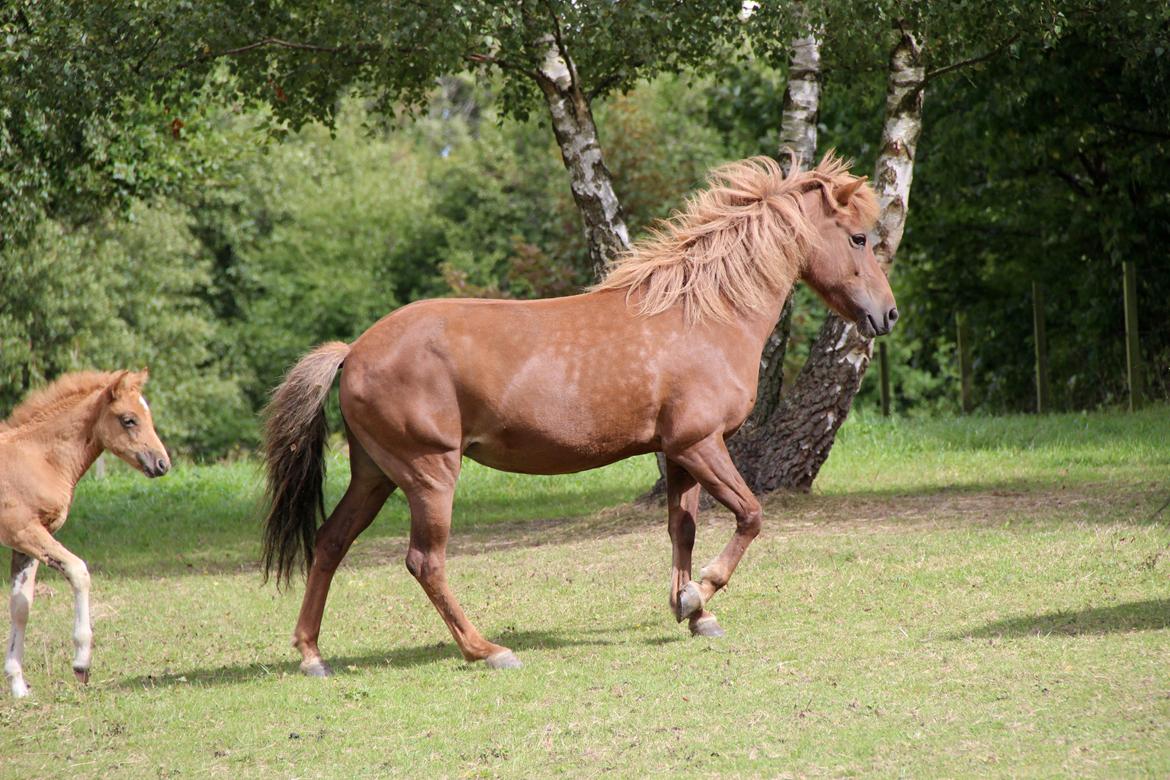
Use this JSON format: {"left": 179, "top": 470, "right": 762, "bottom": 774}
{"left": 343, "top": 481, "right": 1165, "bottom": 569}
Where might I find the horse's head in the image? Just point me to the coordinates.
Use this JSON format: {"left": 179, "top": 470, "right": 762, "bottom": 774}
{"left": 96, "top": 369, "right": 170, "bottom": 478}
{"left": 801, "top": 176, "right": 898, "bottom": 338}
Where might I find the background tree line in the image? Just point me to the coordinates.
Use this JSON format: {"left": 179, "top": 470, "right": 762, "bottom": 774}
{"left": 1, "top": 1, "right": 1167, "bottom": 464}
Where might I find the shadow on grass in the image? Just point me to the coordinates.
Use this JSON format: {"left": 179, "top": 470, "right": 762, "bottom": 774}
{"left": 956, "top": 598, "right": 1170, "bottom": 639}
{"left": 117, "top": 626, "right": 642, "bottom": 690}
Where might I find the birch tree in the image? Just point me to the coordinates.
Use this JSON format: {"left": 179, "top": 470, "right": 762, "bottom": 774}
{"left": 733, "top": 22, "right": 926, "bottom": 492}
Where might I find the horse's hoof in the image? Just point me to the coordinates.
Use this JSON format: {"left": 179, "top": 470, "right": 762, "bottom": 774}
{"left": 73, "top": 667, "right": 90, "bottom": 684}
{"left": 690, "top": 615, "right": 726, "bottom": 638}
{"left": 485, "top": 650, "right": 522, "bottom": 670}
{"left": 11, "top": 681, "right": 30, "bottom": 698}
{"left": 677, "top": 582, "right": 704, "bottom": 620}
{"left": 300, "top": 659, "right": 333, "bottom": 678}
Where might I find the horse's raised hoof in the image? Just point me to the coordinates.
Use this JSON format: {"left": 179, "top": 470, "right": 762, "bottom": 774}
{"left": 73, "top": 667, "right": 90, "bottom": 684}
{"left": 677, "top": 581, "right": 704, "bottom": 621}
{"left": 485, "top": 650, "right": 522, "bottom": 670}
{"left": 300, "top": 659, "right": 333, "bottom": 678}
{"left": 690, "top": 615, "right": 725, "bottom": 638}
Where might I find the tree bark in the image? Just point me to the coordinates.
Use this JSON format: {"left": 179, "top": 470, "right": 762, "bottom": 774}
{"left": 729, "top": 24, "right": 820, "bottom": 441}
{"left": 643, "top": 24, "right": 821, "bottom": 501}
{"left": 733, "top": 24, "right": 925, "bottom": 494}
{"left": 532, "top": 34, "right": 631, "bottom": 278}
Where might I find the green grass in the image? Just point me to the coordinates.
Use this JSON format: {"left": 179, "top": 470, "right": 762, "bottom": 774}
{"left": 2, "top": 406, "right": 1168, "bottom": 777}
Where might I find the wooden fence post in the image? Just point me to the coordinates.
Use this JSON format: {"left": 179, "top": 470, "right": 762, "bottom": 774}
{"left": 1032, "top": 281, "right": 1050, "bottom": 414}
{"left": 956, "top": 311, "right": 973, "bottom": 413}
{"left": 879, "top": 341, "right": 891, "bottom": 417}
{"left": 1123, "top": 260, "right": 1144, "bottom": 410}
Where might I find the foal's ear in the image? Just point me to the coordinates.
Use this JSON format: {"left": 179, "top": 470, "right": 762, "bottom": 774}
{"left": 135, "top": 367, "right": 150, "bottom": 386}
{"left": 834, "top": 176, "right": 868, "bottom": 208}
{"left": 107, "top": 370, "right": 133, "bottom": 401}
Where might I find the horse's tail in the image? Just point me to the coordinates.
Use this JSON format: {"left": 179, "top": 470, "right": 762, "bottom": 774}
{"left": 261, "top": 341, "right": 350, "bottom": 587}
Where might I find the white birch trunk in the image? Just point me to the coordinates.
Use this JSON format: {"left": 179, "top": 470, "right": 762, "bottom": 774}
{"left": 534, "top": 35, "right": 630, "bottom": 279}
{"left": 734, "top": 25, "right": 925, "bottom": 494}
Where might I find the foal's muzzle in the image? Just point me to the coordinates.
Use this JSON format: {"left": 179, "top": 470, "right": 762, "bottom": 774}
{"left": 137, "top": 450, "right": 171, "bottom": 478}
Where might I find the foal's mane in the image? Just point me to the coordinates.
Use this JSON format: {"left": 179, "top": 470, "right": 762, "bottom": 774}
{"left": 594, "top": 152, "right": 879, "bottom": 323}
{"left": 0, "top": 371, "right": 118, "bottom": 431}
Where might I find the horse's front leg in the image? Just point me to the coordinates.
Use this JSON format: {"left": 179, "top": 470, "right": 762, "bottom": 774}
{"left": 5, "top": 551, "right": 39, "bottom": 698}
{"left": 665, "top": 459, "right": 724, "bottom": 637}
{"left": 667, "top": 434, "right": 763, "bottom": 627}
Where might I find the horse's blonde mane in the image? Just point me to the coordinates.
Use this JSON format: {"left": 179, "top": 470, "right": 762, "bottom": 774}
{"left": 0, "top": 371, "right": 119, "bottom": 431}
{"left": 593, "top": 152, "right": 879, "bottom": 323}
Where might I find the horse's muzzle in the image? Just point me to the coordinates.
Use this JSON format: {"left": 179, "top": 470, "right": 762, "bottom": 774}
{"left": 137, "top": 451, "right": 171, "bottom": 478}
{"left": 859, "top": 307, "right": 898, "bottom": 338}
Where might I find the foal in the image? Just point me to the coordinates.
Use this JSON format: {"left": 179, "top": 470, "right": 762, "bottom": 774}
{"left": 263, "top": 154, "right": 897, "bottom": 675}
{"left": 0, "top": 370, "right": 169, "bottom": 697}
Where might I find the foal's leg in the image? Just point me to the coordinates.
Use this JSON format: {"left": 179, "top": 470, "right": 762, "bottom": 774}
{"left": 402, "top": 457, "right": 520, "bottom": 669}
{"left": 665, "top": 460, "right": 724, "bottom": 637}
{"left": 15, "top": 526, "right": 94, "bottom": 683}
{"left": 5, "top": 551, "right": 39, "bottom": 698}
{"left": 668, "top": 434, "right": 763, "bottom": 622}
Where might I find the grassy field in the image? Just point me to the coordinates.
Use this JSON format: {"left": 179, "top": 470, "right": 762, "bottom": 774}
{"left": 1, "top": 406, "right": 1168, "bottom": 777}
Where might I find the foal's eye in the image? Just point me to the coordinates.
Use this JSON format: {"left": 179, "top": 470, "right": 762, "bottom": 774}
{"left": 120, "top": 416, "right": 137, "bottom": 429}
{"left": 849, "top": 233, "right": 867, "bottom": 248}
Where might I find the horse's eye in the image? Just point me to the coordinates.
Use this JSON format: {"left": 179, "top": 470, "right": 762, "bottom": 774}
{"left": 850, "top": 233, "right": 867, "bottom": 248}
{"left": 120, "top": 416, "right": 137, "bottom": 428}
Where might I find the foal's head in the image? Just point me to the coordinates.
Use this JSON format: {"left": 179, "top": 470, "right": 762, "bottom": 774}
{"left": 801, "top": 177, "right": 899, "bottom": 338}
{"left": 95, "top": 370, "right": 170, "bottom": 478}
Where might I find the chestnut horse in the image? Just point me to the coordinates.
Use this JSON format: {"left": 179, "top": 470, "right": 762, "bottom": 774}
{"left": 0, "top": 370, "right": 169, "bottom": 697}
{"left": 262, "top": 154, "right": 897, "bottom": 675}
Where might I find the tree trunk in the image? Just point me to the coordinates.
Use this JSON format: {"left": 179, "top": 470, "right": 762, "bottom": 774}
{"left": 733, "top": 24, "right": 925, "bottom": 494}
{"left": 728, "top": 25, "right": 820, "bottom": 442}
{"left": 533, "top": 35, "right": 631, "bottom": 278}
{"left": 643, "top": 25, "right": 821, "bottom": 501}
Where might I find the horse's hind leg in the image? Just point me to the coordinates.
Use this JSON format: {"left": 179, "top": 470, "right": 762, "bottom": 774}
{"left": 667, "top": 434, "right": 763, "bottom": 633}
{"left": 665, "top": 459, "right": 723, "bottom": 638}
{"left": 400, "top": 454, "right": 520, "bottom": 669}
{"left": 293, "top": 436, "right": 394, "bottom": 677}
{"left": 5, "top": 551, "right": 39, "bottom": 697}
{"left": 13, "top": 526, "right": 93, "bottom": 684}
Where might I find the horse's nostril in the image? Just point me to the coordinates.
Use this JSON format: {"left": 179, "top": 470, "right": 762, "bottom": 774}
{"left": 888, "top": 307, "right": 899, "bottom": 324}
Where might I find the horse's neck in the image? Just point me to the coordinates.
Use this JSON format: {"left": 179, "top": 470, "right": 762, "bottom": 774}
{"left": 29, "top": 393, "right": 105, "bottom": 487}
{"left": 712, "top": 282, "right": 796, "bottom": 359}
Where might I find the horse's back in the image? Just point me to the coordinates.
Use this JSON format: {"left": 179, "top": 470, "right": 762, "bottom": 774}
{"left": 339, "top": 293, "right": 666, "bottom": 473}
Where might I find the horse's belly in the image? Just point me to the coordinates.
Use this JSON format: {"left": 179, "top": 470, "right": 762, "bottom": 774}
{"left": 463, "top": 436, "right": 653, "bottom": 475}
{"left": 462, "top": 409, "right": 657, "bottom": 475}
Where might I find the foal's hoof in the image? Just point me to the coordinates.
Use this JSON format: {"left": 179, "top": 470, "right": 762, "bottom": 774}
{"left": 485, "top": 650, "right": 522, "bottom": 670}
{"left": 676, "top": 582, "right": 704, "bottom": 621}
{"left": 300, "top": 659, "right": 333, "bottom": 678}
{"left": 73, "top": 667, "right": 90, "bottom": 684}
{"left": 10, "top": 681, "right": 30, "bottom": 699}
{"left": 689, "top": 615, "right": 726, "bottom": 638}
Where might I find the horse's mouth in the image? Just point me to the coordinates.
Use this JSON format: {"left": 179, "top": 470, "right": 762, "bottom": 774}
{"left": 857, "top": 311, "right": 894, "bottom": 339}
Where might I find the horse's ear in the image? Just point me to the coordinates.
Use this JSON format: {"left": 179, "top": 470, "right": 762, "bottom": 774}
{"left": 107, "top": 370, "right": 132, "bottom": 401}
{"left": 835, "top": 176, "right": 868, "bottom": 207}
{"left": 136, "top": 367, "right": 150, "bottom": 385}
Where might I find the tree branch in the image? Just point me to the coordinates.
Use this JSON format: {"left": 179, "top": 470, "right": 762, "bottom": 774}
{"left": 540, "top": 0, "right": 578, "bottom": 93}
{"left": 191, "top": 36, "right": 383, "bottom": 67}
{"left": 925, "top": 34, "right": 1019, "bottom": 83}
{"left": 465, "top": 52, "right": 537, "bottom": 79}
